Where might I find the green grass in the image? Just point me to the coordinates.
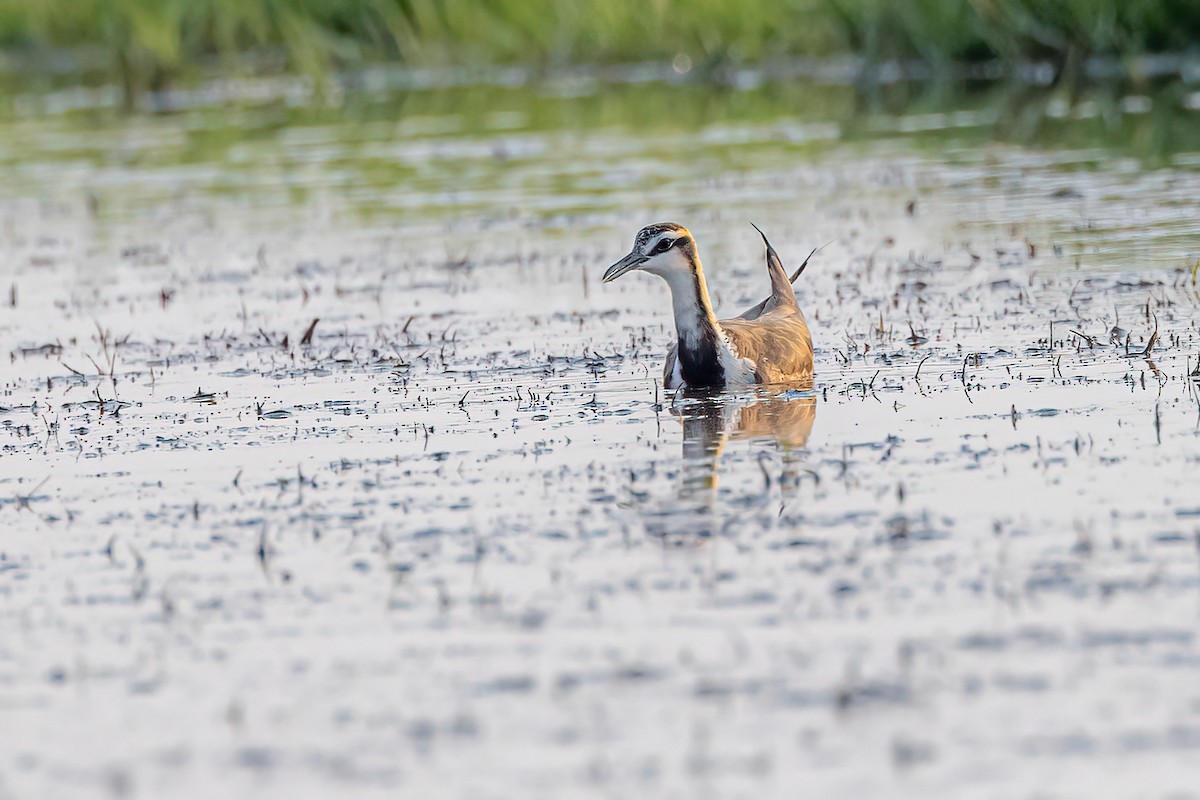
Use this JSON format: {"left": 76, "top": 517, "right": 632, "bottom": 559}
{"left": 2, "top": 0, "right": 1200, "bottom": 107}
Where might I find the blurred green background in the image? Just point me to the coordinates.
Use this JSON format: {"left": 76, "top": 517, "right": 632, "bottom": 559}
{"left": 2, "top": 0, "right": 1200, "bottom": 107}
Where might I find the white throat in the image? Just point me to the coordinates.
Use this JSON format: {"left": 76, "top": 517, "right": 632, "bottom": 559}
{"left": 660, "top": 266, "right": 722, "bottom": 347}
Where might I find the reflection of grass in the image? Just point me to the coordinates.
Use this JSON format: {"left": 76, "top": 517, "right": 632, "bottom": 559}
{"left": 3, "top": 77, "right": 1196, "bottom": 223}
{"left": 3, "top": 1, "right": 1200, "bottom": 107}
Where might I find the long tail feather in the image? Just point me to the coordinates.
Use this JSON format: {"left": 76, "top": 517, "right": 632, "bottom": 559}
{"left": 789, "top": 240, "right": 833, "bottom": 283}
{"left": 735, "top": 231, "right": 827, "bottom": 321}
{"left": 749, "top": 223, "right": 796, "bottom": 311}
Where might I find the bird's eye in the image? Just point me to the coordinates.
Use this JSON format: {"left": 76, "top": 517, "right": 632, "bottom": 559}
{"left": 653, "top": 238, "right": 675, "bottom": 255}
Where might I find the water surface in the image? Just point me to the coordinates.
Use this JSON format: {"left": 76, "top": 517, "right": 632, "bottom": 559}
{"left": 2, "top": 75, "right": 1200, "bottom": 799}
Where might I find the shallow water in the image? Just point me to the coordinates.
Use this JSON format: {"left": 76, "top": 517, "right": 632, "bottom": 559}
{"left": 2, "top": 76, "right": 1200, "bottom": 799}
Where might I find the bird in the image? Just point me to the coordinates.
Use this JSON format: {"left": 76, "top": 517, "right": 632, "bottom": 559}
{"left": 603, "top": 223, "right": 814, "bottom": 391}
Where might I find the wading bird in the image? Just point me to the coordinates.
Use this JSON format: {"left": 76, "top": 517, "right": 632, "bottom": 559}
{"left": 603, "top": 223, "right": 814, "bottom": 390}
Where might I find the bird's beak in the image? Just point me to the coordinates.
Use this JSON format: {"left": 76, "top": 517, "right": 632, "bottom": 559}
{"left": 602, "top": 252, "right": 647, "bottom": 283}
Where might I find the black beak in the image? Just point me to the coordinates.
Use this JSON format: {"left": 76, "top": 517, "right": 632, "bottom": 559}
{"left": 602, "top": 252, "right": 647, "bottom": 283}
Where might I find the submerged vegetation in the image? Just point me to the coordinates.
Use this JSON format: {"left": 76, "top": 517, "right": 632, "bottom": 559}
{"left": 2, "top": 0, "right": 1200, "bottom": 106}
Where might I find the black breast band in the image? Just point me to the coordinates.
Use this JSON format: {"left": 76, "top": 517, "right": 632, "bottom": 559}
{"left": 677, "top": 329, "right": 725, "bottom": 388}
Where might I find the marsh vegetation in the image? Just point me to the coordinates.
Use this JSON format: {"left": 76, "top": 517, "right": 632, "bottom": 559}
{"left": 4, "top": 0, "right": 1200, "bottom": 105}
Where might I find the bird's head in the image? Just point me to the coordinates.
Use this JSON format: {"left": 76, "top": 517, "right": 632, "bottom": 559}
{"left": 603, "top": 223, "right": 695, "bottom": 284}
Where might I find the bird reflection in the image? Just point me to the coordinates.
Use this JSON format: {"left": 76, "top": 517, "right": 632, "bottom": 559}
{"left": 677, "top": 388, "right": 816, "bottom": 499}
{"left": 640, "top": 388, "right": 816, "bottom": 541}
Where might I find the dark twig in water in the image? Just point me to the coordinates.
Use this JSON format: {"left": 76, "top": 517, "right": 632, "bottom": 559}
{"left": 1069, "top": 329, "right": 1097, "bottom": 348}
{"left": 961, "top": 354, "right": 975, "bottom": 404}
{"left": 757, "top": 451, "right": 773, "bottom": 490}
{"left": 300, "top": 318, "right": 319, "bottom": 346}
{"left": 129, "top": 545, "right": 147, "bottom": 602}
{"left": 256, "top": 527, "right": 271, "bottom": 578}
{"left": 914, "top": 354, "right": 931, "bottom": 384}
{"left": 14, "top": 476, "right": 50, "bottom": 512}
{"left": 1141, "top": 312, "right": 1159, "bottom": 358}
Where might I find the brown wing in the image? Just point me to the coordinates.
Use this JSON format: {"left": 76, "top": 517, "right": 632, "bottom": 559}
{"left": 721, "top": 305, "right": 813, "bottom": 385}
